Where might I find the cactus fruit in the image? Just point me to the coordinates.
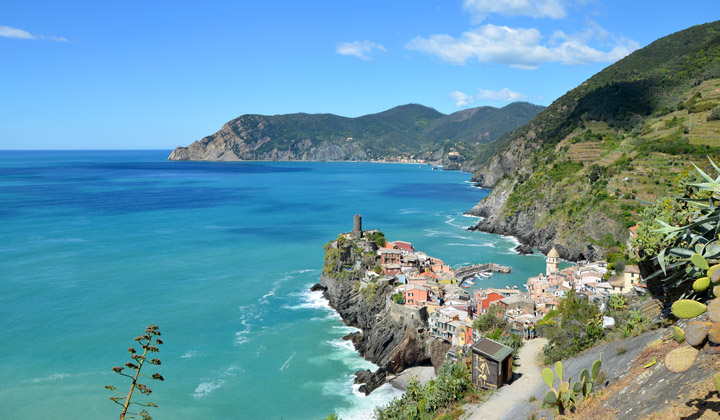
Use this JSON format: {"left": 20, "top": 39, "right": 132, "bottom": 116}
{"left": 693, "top": 276, "right": 711, "bottom": 292}
{"left": 708, "top": 298, "right": 720, "bottom": 323}
{"left": 673, "top": 326, "right": 686, "bottom": 343}
{"left": 671, "top": 299, "right": 707, "bottom": 319}
{"left": 709, "top": 323, "right": 720, "bottom": 344}
{"left": 685, "top": 321, "right": 711, "bottom": 346}
{"left": 542, "top": 368, "right": 555, "bottom": 388}
{"left": 664, "top": 346, "right": 700, "bottom": 373}
{"left": 691, "top": 253, "right": 709, "bottom": 270}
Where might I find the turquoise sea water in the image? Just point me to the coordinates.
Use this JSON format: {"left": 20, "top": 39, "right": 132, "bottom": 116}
{"left": 0, "top": 151, "right": 548, "bottom": 419}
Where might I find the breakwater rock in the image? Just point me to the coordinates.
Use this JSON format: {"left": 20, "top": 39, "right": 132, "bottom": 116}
{"left": 311, "top": 237, "right": 450, "bottom": 395}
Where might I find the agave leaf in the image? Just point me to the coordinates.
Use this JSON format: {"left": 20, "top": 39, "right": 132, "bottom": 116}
{"left": 668, "top": 248, "right": 694, "bottom": 257}
{"left": 692, "top": 162, "right": 715, "bottom": 183}
{"left": 658, "top": 248, "right": 667, "bottom": 274}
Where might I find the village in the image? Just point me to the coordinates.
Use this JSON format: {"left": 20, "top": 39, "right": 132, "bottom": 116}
{"left": 343, "top": 215, "right": 647, "bottom": 389}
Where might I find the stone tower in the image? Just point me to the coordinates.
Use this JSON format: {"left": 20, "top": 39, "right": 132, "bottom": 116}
{"left": 546, "top": 246, "right": 559, "bottom": 276}
{"left": 352, "top": 214, "right": 362, "bottom": 238}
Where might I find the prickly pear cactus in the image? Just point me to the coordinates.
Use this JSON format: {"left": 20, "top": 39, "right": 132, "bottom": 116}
{"left": 664, "top": 346, "right": 700, "bottom": 373}
{"left": 671, "top": 300, "right": 707, "bottom": 319}
{"left": 694, "top": 276, "right": 711, "bottom": 292}
{"left": 685, "top": 321, "right": 711, "bottom": 346}
{"left": 673, "top": 326, "right": 685, "bottom": 343}
{"left": 708, "top": 298, "right": 720, "bottom": 323}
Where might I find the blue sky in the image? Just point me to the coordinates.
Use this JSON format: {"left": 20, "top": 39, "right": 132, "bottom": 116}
{"left": 1, "top": 1, "right": 718, "bottom": 149}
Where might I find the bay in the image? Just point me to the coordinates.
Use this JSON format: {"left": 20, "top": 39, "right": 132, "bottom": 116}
{"left": 0, "top": 151, "right": 547, "bottom": 419}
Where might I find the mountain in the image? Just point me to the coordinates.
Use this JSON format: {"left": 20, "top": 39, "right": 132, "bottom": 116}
{"left": 467, "top": 21, "right": 720, "bottom": 261}
{"left": 167, "top": 102, "right": 544, "bottom": 163}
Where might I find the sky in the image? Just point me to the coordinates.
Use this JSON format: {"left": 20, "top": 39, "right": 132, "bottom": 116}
{"left": 1, "top": 1, "right": 719, "bottom": 150}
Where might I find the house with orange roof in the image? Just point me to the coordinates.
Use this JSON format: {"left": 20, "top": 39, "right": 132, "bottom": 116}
{"left": 475, "top": 291, "right": 505, "bottom": 315}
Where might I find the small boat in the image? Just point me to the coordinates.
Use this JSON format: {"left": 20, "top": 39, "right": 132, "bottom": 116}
{"left": 479, "top": 272, "right": 493, "bottom": 278}
{"left": 461, "top": 284, "right": 470, "bottom": 288}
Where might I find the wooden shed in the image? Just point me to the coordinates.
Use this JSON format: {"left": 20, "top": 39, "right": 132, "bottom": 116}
{"left": 471, "top": 338, "right": 513, "bottom": 389}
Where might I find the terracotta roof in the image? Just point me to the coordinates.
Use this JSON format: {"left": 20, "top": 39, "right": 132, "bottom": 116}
{"left": 624, "top": 265, "right": 640, "bottom": 274}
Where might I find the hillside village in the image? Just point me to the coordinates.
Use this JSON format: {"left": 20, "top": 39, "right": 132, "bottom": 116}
{"left": 343, "top": 215, "right": 648, "bottom": 359}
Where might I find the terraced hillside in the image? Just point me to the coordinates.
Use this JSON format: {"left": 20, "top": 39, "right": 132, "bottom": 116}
{"left": 468, "top": 21, "right": 720, "bottom": 261}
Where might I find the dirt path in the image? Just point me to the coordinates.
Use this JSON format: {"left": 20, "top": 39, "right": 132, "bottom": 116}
{"left": 462, "top": 338, "right": 548, "bottom": 420}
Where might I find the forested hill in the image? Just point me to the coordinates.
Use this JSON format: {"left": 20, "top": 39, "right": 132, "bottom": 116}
{"left": 168, "top": 102, "right": 543, "bottom": 162}
{"left": 468, "top": 20, "right": 720, "bottom": 261}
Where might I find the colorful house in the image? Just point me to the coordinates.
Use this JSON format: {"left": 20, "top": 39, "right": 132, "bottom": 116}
{"left": 404, "top": 285, "right": 428, "bottom": 306}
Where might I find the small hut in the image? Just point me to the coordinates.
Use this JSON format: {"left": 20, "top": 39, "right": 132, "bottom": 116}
{"left": 471, "top": 338, "right": 513, "bottom": 389}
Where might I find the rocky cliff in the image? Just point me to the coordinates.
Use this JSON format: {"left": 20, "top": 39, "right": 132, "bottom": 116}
{"left": 311, "top": 236, "right": 450, "bottom": 394}
{"left": 168, "top": 103, "right": 544, "bottom": 162}
{"left": 466, "top": 21, "right": 720, "bottom": 262}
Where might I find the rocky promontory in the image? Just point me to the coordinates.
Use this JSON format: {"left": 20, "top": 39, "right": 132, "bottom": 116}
{"left": 311, "top": 235, "right": 450, "bottom": 395}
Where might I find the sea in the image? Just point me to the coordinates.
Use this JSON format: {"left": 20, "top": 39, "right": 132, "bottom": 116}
{"left": 0, "top": 150, "right": 550, "bottom": 420}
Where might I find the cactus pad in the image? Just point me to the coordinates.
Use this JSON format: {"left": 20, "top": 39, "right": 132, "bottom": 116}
{"left": 693, "top": 276, "right": 711, "bottom": 292}
{"left": 708, "top": 264, "right": 720, "bottom": 280}
{"left": 664, "top": 346, "right": 699, "bottom": 373}
{"left": 708, "top": 322, "right": 720, "bottom": 344}
{"left": 706, "top": 341, "right": 720, "bottom": 355}
{"left": 685, "top": 321, "right": 711, "bottom": 346}
{"left": 572, "top": 381, "right": 582, "bottom": 393}
{"left": 715, "top": 373, "right": 720, "bottom": 393}
{"left": 708, "top": 298, "right": 720, "bottom": 323}
{"left": 579, "top": 368, "right": 590, "bottom": 384}
{"left": 673, "top": 326, "right": 685, "bottom": 343}
{"left": 591, "top": 358, "right": 602, "bottom": 380}
{"left": 671, "top": 299, "right": 707, "bottom": 319}
{"left": 555, "top": 361, "right": 563, "bottom": 382}
{"left": 691, "top": 253, "right": 709, "bottom": 270}
{"left": 544, "top": 389, "right": 557, "bottom": 405}
{"left": 558, "top": 381, "right": 569, "bottom": 394}
{"left": 712, "top": 268, "right": 720, "bottom": 284}
{"left": 542, "top": 367, "right": 554, "bottom": 388}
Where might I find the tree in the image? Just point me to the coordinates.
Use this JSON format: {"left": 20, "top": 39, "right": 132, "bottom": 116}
{"left": 106, "top": 325, "right": 164, "bottom": 420}
{"left": 472, "top": 304, "right": 508, "bottom": 333}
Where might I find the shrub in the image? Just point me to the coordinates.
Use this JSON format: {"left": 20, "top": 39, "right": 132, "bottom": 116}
{"left": 707, "top": 107, "right": 720, "bottom": 121}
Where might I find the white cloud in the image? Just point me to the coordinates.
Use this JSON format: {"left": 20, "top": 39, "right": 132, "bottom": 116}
{"left": 336, "top": 40, "right": 386, "bottom": 61}
{"left": 463, "top": 0, "right": 566, "bottom": 22}
{"left": 407, "top": 23, "right": 638, "bottom": 69}
{"left": 450, "top": 88, "right": 526, "bottom": 107}
{"left": 0, "top": 25, "right": 67, "bottom": 42}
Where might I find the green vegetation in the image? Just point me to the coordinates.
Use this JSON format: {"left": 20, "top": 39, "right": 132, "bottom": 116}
{"left": 198, "top": 102, "right": 543, "bottom": 163}
{"left": 471, "top": 22, "right": 720, "bottom": 256}
{"left": 472, "top": 305, "right": 523, "bottom": 358}
{"left": 375, "top": 361, "right": 476, "bottom": 420}
{"left": 371, "top": 231, "right": 387, "bottom": 248}
{"left": 542, "top": 357, "right": 602, "bottom": 415}
{"left": 539, "top": 292, "right": 604, "bottom": 363}
{"left": 106, "top": 325, "right": 164, "bottom": 420}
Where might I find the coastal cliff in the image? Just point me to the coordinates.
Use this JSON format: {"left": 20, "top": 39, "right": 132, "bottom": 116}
{"left": 466, "top": 21, "right": 720, "bottom": 262}
{"left": 311, "top": 235, "right": 450, "bottom": 394}
{"left": 168, "top": 103, "right": 544, "bottom": 163}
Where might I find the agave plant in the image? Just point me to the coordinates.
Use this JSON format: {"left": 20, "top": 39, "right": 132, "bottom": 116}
{"left": 646, "top": 159, "right": 720, "bottom": 301}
